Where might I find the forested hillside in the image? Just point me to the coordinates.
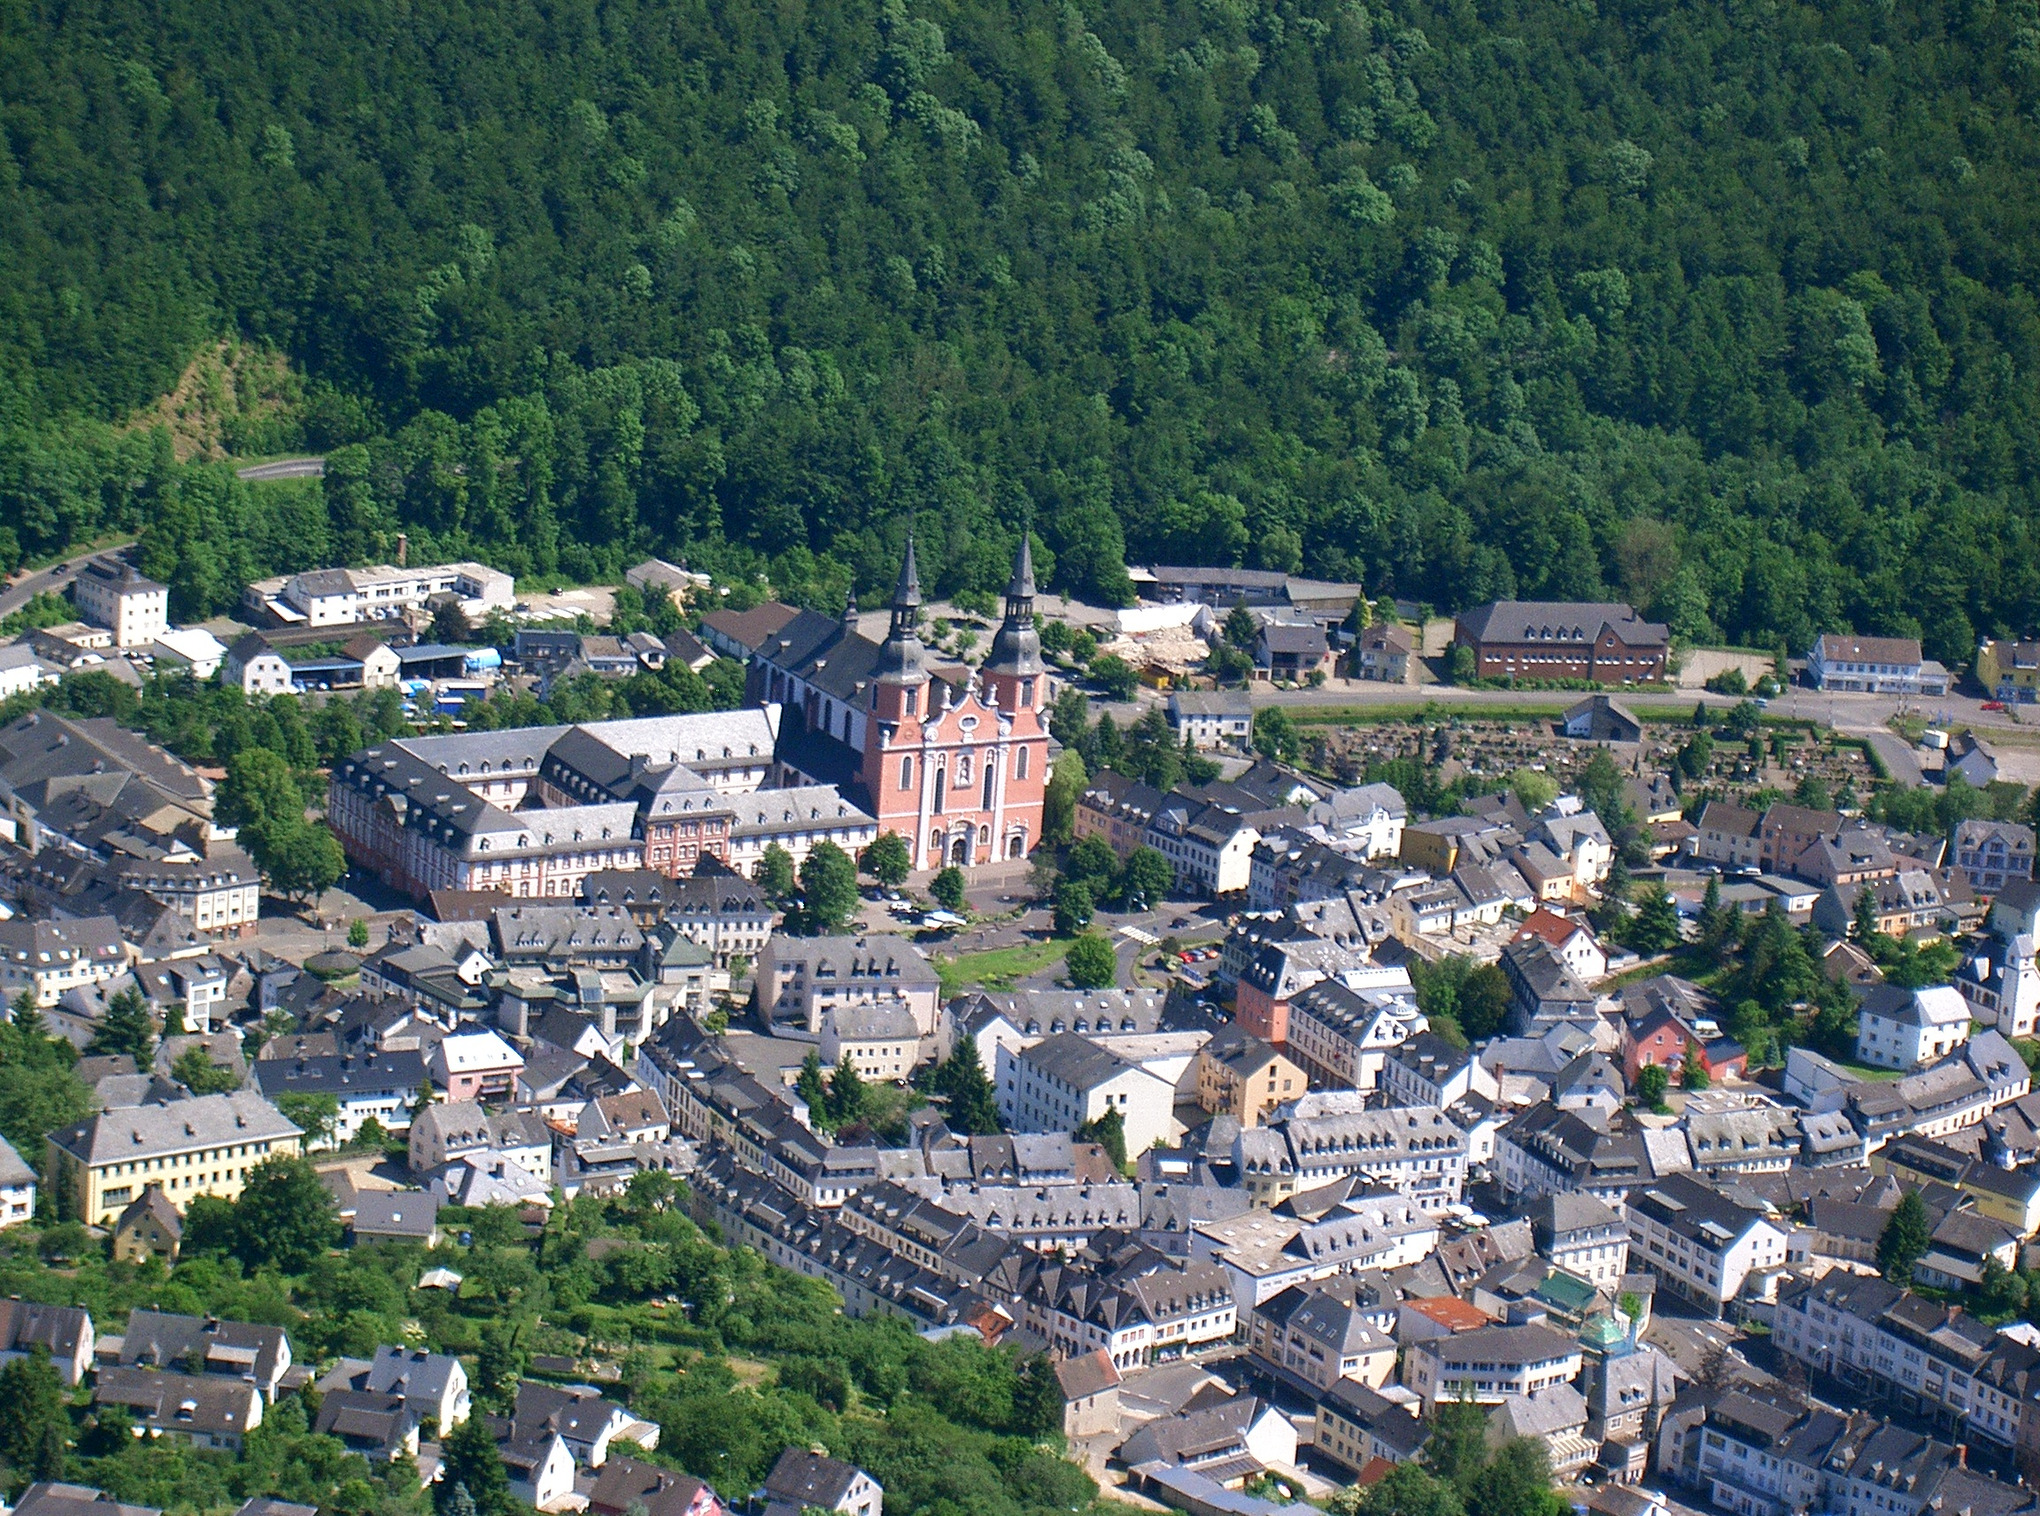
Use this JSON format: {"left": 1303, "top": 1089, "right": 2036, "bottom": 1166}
{"left": 5, "top": 0, "right": 2040, "bottom": 655}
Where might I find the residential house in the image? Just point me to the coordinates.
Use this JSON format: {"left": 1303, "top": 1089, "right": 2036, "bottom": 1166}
{"left": 314, "top": 1391, "right": 418, "bottom": 1462}
{"left": 347, "top": 1191, "right": 444, "bottom": 1248}
{"left": 1501, "top": 939, "right": 1598, "bottom": 1031}
{"left": 761, "top": 1448, "right": 883, "bottom": 1516}
{"left": 1381, "top": 1033, "right": 1495, "bottom": 1111}
{"left": 1231, "top": 935, "right": 1372, "bottom": 1045}
{"left": 1243, "top": 1098, "right": 1468, "bottom": 1211}
{"left": 1118, "top": 1394, "right": 1298, "bottom": 1484}
{"left": 1282, "top": 972, "right": 1427, "bottom": 1091}
{"left": 250, "top": 1051, "right": 426, "bottom": 1145}
{"left": 1528, "top": 1192, "right": 1630, "bottom": 1289}
{"left": 999, "top": 1034, "right": 1178, "bottom": 1155}
{"left": 0, "top": 1135, "right": 35, "bottom": 1229}
{"left": 72, "top": 560, "right": 168, "bottom": 650}
{"left": 1626, "top": 1172, "right": 1788, "bottom": 1317}
{"left": 489, "top": 1424, "right": 577, "bottom": 1511}
{"left": 1073, "top": 770, "right": 1167, "bottom": 858}
{"left": 1856, "top": 984, "right": 1973, "bottom": 1069}
{"left": 1496, "top": 1103, "right": 1653, "bottom": 1209}
{"left": 587, "top": 1457, "right": 725, "bottom": 1516}
{"left": 95, "top": 1367, "right": 263, "bottom": 1452}
{"left": 1942, "top": 731, "right": 1998, "bottom": 791}
{"left": 1355, "top": 622, "right": 1415, "bottom": 683}
{"left": 0, "top": 916, "right": 126, "bottom": 1008}
{"left": 1195, "top": 1030, "right": 1306, "bottom": 1128}
{"left": 1954, "top": 819, "right": 2035, "bottom": 894}
{"left": 118, "top": 1308, "right": 292, "bottom": 1402}
{"left": 13, "top": 1487, "right": 159, "bottom": 1516}
{"left": 1487, "top": 1385, "right": 1595, "bottom": 1479}
{"left": 1167, "top": 691, "right": 1255, "bottom": 752}
{"left": 1693, "top": 801, "right": 1762, "bottom": 871}
{"left": 428, "top": 1028, "right": 525, "bottom": 1102}
{"left": 0, "top": 644, "right": 57, "bottom": 699}
{"left": 507, "top": 1380, "right": 660, "bottom": 1468}
{"left": 1146, "top": 794, "right": 1289, "bottom": 898}
{"left": 1913, "top": 1207, "right": 2020, "bottom": 1292}
{"left": 0, "top": 1299, "right": 95, "bottom": 1385}
{"left": 1684, "top": 1107, "right": 1804, "bottom": 1178}
{"left": 1018, "top": 1234, "right": 1237, "bottom": 1369}
{"left": 408, "top": 1103, "right": 553, "bottom": 1184}
{"left": 1052, "top": 1352, "right": 1122, "bottom": 1440}
{"left": 1811, "top": 870, "right": 1954, "bottom": 941}
{"left": 1619, "top": 976, "right": 1745, "bottom": 1086}
{"left": 1304, "top": 783, "right": 1408, "bottom": 859}
{"left": 1317, "top": 1379, "right": 1430, "bottom": 1478}
{"left": 753, "top": 935, "right": 942, "bottom": 1042}
{"left": 1978, "top": 638, "right": 2040, "bottom": 705}
{"left": 223, "top": 635, "right": 294, "bottom": 696}
{"left": 1514, "top": 909, "right": 1608, "bottom": 982}
{"left": 1246, "top": 1278, "right": 1398, "bottom": 1392}
{"left": 112, "top": 1188, "right": 181, "bottom": 1267}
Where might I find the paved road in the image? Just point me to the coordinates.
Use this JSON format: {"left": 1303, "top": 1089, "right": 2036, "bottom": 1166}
{"left": 0, "top": 546, "right": 129, "bottom": 620}
{"left": 235, "top": 457, "right": 325, "bottom": 481}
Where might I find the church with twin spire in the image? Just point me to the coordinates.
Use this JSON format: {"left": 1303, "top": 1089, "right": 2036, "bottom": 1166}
{"left": 744, "top": 535, "right": 1050, "bottom": 870}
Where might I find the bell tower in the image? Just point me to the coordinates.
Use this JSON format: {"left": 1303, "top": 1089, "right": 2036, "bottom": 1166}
{"left": 869, "top": 536, "right": 929, "bottom": 723}
{"left": 861, "top": 537, "right": 932, "bottom": 837}
{"left": 979, "top": 532, "right": 1045, "bottom": 712}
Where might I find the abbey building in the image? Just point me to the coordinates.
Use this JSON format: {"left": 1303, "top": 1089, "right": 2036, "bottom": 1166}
{"left": 747, "top": 536, "right": 1050, "bottom": 871}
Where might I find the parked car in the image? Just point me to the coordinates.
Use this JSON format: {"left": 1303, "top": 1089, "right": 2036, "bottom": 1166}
{"left": 1984, "top": 700, "right": 2008, "bottom": 712}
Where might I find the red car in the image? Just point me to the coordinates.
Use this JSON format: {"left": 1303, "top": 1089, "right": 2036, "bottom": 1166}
{"left": 1983, "top": 700, "right": 2008, "bottom": 712}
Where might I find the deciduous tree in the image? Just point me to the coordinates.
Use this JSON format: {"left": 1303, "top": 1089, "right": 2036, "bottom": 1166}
{"left": 1065, "top": 932, "right": 1116, "bottom": 989}
{"left": 862, "top": 832, "right": 912, "bottom": 890}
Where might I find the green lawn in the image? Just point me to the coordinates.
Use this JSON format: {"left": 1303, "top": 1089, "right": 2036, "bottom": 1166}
{"left": 1820, "top": 1054, "right": 1909, "bottom": 1082}
{"left": 935, "top": 938, "right": 1071, "bottom": 998}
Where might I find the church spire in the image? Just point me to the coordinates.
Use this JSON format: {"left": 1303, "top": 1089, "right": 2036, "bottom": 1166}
{"left": 1006, "top": 528, "right": 1036, "bottom": 606}
{"left": 983, "top": 530, "right": 1044, "bottom": 682}
{"left": 875, "top": 535, "right": 929, "bottom": 687}
{"left": 895, "top": 535, "right": 922, "bottom": 611}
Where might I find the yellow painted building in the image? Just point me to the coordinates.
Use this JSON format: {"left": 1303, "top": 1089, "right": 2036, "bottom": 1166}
{"left": 1977, "top": 639, "right": 2040, "bottom": 705}
{"left": 48, "top": 1090, "right": 302, "bottom": 1227}
{"left": 1196, "top": 1031, "right": 1308, "bottom": 1128}
{"left": 1872, "top": 1138, "right": 2040, "bottom": 1237}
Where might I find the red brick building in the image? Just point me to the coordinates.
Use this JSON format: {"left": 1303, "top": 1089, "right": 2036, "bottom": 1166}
{"left": 1453, "top": 601, "right": 1669, "bottom": 685}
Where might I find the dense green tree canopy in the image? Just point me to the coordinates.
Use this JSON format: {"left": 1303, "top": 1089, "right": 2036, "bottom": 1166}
{"left": 6, "top": 0, "right": 2040, "bottom": 648}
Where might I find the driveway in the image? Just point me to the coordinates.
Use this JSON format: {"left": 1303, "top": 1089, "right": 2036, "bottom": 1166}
{"left": 1861, "top": 730, "right": 1926, "bottom": 787}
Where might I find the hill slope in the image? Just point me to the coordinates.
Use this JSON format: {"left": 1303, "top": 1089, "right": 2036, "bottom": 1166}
{"left": 4, "top": 0, "right": 2040, "bottom": 652}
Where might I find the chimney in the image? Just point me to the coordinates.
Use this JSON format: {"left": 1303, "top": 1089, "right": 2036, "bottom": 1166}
{"left": 1957, "top": 1445, "right": 1967, "bottom": 1470}
{"left": 396, "top": 533, "right": 408, "bottom": 567}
